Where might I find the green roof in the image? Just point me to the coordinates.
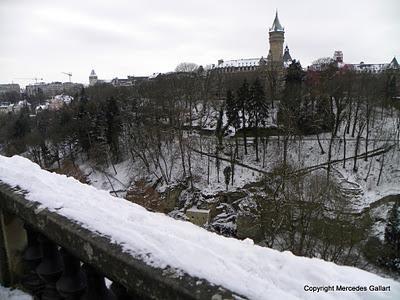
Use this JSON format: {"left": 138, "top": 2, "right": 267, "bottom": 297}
{"left": 270, "top": 11, "right": 284, "bottom": 32}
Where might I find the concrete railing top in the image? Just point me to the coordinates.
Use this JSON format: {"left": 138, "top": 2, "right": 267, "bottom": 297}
{"left": 1, "top": 155, "right": 400, "bottom": 300}
{"left": 0, "top": 182, "right": 238, "bottom": 299}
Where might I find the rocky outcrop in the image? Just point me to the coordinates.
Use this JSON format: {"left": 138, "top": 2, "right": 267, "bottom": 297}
{"left": 236, "top": 210, "right": 263, "bottom": 242}
{"left": 126, "top": 180, "right": 186, "bottom": 213}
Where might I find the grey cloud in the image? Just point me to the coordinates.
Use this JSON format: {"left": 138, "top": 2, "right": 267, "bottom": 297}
{"left": 0, "top": 0, "right": 398, "bottom": 86}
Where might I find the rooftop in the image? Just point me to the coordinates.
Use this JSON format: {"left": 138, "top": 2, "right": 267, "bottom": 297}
{"left": 270, "top": 11, "right": 284, "bottom": 32}
{"left": 216, "top": 58, "right": 262, "bottom": 68}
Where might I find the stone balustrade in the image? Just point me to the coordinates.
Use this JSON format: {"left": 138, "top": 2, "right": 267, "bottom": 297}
{"left": 0, "top": 182, "right": 239, "bottom": 300}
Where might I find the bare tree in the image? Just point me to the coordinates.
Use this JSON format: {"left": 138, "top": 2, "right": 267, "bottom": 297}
{"left": 175, "top": 62, "right": 199, "bottom": 73}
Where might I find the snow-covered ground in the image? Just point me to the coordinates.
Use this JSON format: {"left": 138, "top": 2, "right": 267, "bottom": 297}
{"left": 1, "top": 155, "right": 399, "bottom": 300}
{"left": 87, "top": 107, "right": 399, "bottom": 197}
{"left": 0, "top": 286, "right": 32, "bottom": 300}
{"left": 81, "top": 113, "right": 400, "bottom": 208}
{"left": 66, "top": 108, "right": 399, "bottom": 256}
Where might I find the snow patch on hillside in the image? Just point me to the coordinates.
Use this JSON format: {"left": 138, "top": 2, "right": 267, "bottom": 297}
{"left": 0, "top": 286, "right": 32, "bottom": 300}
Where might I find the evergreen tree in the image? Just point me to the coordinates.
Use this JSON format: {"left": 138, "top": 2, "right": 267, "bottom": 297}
{"left": 282, "top": 59, "right": 304, "bottom": 115}
{"left": 8, "top": 109, "right": 31, "bottom": 154}
{"left": 225, "top": 90, "right": 240, "bottom": 156}
{"left": 105, "top": 96, "right": 122, "bottom": 161}
{"left": 75, "top": 90, "right": 91, "bottom": 153}
{"left": 383, "top": 201, "right": 400, "bottom": 273}
{"left": 279, "top": 60, "right": 305, "bottom": 166}
{"left": 225, "top": 90, "right": 239, "bottom": 129}
{"left": 223, "top": 166, "right": 231, "bottom": 191}
{"left": 386, "top": 74, "right": 397, "bottom": 100}
{"left": 237, "top": 80, "right": 250, "bottom": 155}
{"left": 249, "top": 78, "right": 268, "bottom": 161}
{"left": 12, "top": 110, "right": 31, "bottom": 139}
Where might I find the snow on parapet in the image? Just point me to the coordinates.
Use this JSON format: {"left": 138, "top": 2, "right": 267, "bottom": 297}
{"left": 0, "top": 155, "right": 399, "bottom": 300}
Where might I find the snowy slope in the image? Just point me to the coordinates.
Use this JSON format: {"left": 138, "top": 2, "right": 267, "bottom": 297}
{"left": 0, "top": 155, "right": 399, "bottom": 300}
{"left": 0, "top": 286, "right": 32, "bottom": 300}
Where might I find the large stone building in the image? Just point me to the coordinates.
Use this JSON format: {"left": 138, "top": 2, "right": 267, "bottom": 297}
{"left": 347, "top": 56, "right": 399, "bottom": 73}
{"left": 26, "top": 82, "right": 83, "bottom": 97}
{"left": 111, "top": 76, "right": 149, "bottom": 87}
{"left": 310, "top": 50, "right": 399, "bottom": 73}
{"left": 89, "top": 69, "right": 149, "bottom": 87}
{"left": 211, "top": 11, "right": 292, "bottom": 73}
{"left": 0, "top": 84, "right": 20, "bottom": 95}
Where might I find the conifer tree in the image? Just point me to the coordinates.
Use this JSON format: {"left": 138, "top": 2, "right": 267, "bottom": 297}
{"left": 383, "top": 201, "right": 400, "bottom": 272}
{"left": 105, "top": 96, "right": 122, "bottom": 161}
{"left": 249, "top": 78, "right": 268, "bottom": 161}
{"left": 237, "top": 80, "right": 250, "bottom": 155}
{"left": 225, "top": 90, "right": 240, "bottom": 156}
{"left": 75, "top": 90, "right": 91, "bottom": 153}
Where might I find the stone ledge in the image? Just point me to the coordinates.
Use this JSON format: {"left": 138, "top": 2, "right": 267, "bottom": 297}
{"left": 0, "top": 182, "right": 242, "bottom": 300}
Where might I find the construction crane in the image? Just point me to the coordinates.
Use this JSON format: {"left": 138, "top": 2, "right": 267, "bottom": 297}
{"left": 61, "top": 72, "right": 72, "bottom": 82}
{"left": 14, "top": 77, "right": 43, "bottom": 84}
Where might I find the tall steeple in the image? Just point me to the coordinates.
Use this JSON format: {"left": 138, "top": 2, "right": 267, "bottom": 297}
{"left": 270, "top": 10, "right": 284, "bottom": 32}
{"left": 89, "top": 69, "right": 98, "bottom": 86}
{"left": 268, "top": 11, "right": 285, "bottom": 63}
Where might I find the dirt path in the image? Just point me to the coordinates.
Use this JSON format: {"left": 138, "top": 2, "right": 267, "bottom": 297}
{"left": 189, "top": 144, "right": 395, "bottom": 179}
{"left": 358, "top": 194, "right": 400, "bottom": 216}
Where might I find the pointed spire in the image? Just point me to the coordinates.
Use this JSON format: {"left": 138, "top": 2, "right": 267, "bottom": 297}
{"left": 283, "top": 45, "right": 292, "bottom": 62}
{"left": 389, "top": 56, "right": 399, "bottom": 68}
{"left": 270, "top": 10, "right": 284, "bottom": 32}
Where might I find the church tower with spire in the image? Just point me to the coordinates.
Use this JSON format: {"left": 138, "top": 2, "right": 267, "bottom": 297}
{"left": 268, "top": 11, "right": 285, "bottom": 64}
{"left": 89, "top": 69, "right": 98, "bottom": 86}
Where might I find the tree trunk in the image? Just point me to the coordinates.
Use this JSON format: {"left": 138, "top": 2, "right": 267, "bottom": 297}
{"left": 187, "top": 149, "right": 193, "bottom": 190}
{"left": 242, "top": 108, "right": 248, "bottom": 155}
{"left": 255, "top": 119, "right": 259, "bottom": 161}
{"left": 377, "top": 153, "right": 385, "bottom": 186}
{"left": 207, "top": 145, "right": 210, "bottom": 185}
{"left": 364, "top": 104, "right": 370, "bottom": 161}
{"left": 351, "top": 99, "right": 360, "bottom": 138}
{"left": 343, "top": 124, "right": 347, "bottom": 169}
{"left": 327, "top": 134, "right": 334, "bottom": 182}
{"left": 178, "top": 133, "right": 187, "bottom": 177}
{"left": 353, "top": 123, "right": 365, "bottom": 172}
{"left": 316, "top": 133, "right": 325, "bottom": 154}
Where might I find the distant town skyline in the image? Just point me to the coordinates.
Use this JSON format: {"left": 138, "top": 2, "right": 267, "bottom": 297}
{"left": 0, "top": 0, "right": 399, "bottom": 87}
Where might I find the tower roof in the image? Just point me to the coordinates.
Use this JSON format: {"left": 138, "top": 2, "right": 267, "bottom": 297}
{"left": 90, "top": 69, "right": 96, "bottom": 76}
{"left": 389, "top": 57, "right": 399, "bottom": 69}
{"left": 270, "top": 11, "right": 284, "bottom": 32}
{"left": 283, "top": 45, "right": 292, "bottom": 62}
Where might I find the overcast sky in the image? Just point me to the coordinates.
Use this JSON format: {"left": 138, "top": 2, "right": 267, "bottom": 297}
{"left": 0, "top": 0, "right": 399, "bottom": 87}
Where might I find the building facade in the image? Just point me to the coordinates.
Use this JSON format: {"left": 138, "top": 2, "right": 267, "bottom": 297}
{"left": 210, "top": 11, "right": 292, "bottom": 73}
{"left": 26, "top": 82, "right": 83, "bottom": 97}
{"left": 0, "top": 84, "right": 20, "bottom": 95}
{"left": 349, "top": 57, "right": 399, "bottom": 73}
{"left": 330, "top": 51, "right": 399, "bottom": 73}
{"left": 111, "top": 76, "right": 149, "bottom": 87}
